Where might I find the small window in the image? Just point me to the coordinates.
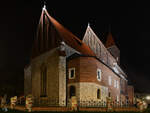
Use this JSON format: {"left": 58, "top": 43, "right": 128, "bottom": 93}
{"left": 69, "top": 68, "right": 75, "bottom": 79}
{"left": 97, "top": 89, "right": 101, "bottom": 99}
{"left": 97, "top": 69, "right": 101, "bottom": 81}
{"left": 108, "top": 76, "right": 112, "bottom": 86}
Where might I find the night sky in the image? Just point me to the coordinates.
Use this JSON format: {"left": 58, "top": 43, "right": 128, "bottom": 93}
{"left": 0, "top": 1, "right": 150, "bottom": 95}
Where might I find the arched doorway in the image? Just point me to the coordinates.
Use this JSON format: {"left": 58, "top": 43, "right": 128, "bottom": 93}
{"left": 69, "top": 86, "right": 76, "bottom": 98}
{"left": 97, "top": 89, "right": 101, "bottom": 99}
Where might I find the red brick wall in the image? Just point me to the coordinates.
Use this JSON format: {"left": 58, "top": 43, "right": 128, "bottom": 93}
{"left": 120, "top": 78, "right": 128, "bottom": 94}
{"left": 127, "top": 85, "right": 134, "bottom": 104}
{"left": 67, "top": 57, "right": 80, "bottom": 83}
{"left": 67, "top": 56, "right": 120, "bottom": 102}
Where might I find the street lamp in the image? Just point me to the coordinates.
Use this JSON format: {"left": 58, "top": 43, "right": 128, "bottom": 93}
{"left": 146, "top": 96, "right": 150, "bottom": 100}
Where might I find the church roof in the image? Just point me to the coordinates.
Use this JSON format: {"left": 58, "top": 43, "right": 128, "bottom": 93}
{"left": 83, "top": 24, "right": 107, "bottom": 49}
{"left": 31, "top": 6, "right": 95, "bottom": 59}
{"left": 105, "top": 32, "right": 116, "bottom": 48}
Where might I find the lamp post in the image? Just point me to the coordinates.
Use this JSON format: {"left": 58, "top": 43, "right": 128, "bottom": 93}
{"left": 146, "top": 96, "right": 150, "bottom": 100}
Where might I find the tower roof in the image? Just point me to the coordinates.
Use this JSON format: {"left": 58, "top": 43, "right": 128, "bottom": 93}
{"left": 31, "top": 6, "right": 95, "bottom": 59}
{"left": 105, "top": 32, "right": 116, "bottom": 48}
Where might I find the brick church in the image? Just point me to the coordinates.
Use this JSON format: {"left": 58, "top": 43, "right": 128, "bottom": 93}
{"left": 24, "top": 5, "right": 134, "bottom": 106}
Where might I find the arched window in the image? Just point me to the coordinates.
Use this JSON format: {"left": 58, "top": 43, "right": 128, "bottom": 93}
{"left": 41, "top": 64, "right": 47, "bottom": 97}
{"left": 97, "top": 89, "right": 101, "bottom": 99}
{"left": 69, "top": 86, "right": 76, "bottom": 98}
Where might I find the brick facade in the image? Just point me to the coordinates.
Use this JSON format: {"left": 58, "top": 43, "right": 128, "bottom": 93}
{"left": 127, "top": 85, "right": 134, "bottom": 104}
{"left": 82, "top": 25, "right": 130, "bottom": 103}
{"left": 67, "top": 56, "right": 120, "bottom": 102}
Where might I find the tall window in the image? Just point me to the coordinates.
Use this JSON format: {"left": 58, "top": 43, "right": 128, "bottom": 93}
{"left": 97, "top": 89, "right": 101, "bottom": 99}
{"left": 69, "top": 68, "right": 75, "bottom": 79}
{"left": 116, "top": 81, "right": 119, "bottom": 89}
{"left": 69, "top": 86, "right": 76, "bottom": 98}
{"left": 114, "top": 79, "right": 117, "bottom": 88}
{"left": 41, "top": 65, "right": 47, "bottom": 97}
{"left": 108, "top": 76, "right": 112, "bottom": 86}
{"left": 97, "top": 69, "right": 101, "bottom": 81}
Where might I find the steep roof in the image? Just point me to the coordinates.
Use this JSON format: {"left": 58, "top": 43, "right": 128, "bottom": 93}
{"left": 82, "top": 25, "right": 117, "bottom": 65}
{"left": 105, "top": 32, "right": 116, "bottom": 48}
{"left": 83, "top": 24, "right": 107, "bottom": 50}
{"left": 31, "top": 6, "right": 95, "bottom": 59}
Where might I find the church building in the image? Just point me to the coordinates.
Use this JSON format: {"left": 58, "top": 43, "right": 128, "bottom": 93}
{"left": 24, "top": 5, "right": 133, "bottom": 106}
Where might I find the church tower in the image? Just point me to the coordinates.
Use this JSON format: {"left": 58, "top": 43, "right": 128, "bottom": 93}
{"left": 105, "top": 28, "right": 120, "bottom": 65}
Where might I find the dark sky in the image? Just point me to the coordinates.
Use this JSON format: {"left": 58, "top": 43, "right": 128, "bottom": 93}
{"left": 0, "top": 1, "right": 150, "bottom": 94}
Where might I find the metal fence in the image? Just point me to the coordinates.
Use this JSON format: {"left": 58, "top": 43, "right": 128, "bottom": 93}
{"left": 33, "top": 98, "right": 60, "bottom": 107}
{"left": 24, "top": 98, "right": 134, "bottom": 108}
{"left": 75, "top": 100, "right": 134, "bottom": 108}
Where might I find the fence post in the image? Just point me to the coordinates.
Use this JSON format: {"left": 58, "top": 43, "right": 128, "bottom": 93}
{"left": 106, "top": 97, "right": 113, "bottom": 111}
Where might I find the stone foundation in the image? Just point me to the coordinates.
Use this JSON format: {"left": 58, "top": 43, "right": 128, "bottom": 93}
{"left": 68, "top": 82, "right": 108, "bottom": 105}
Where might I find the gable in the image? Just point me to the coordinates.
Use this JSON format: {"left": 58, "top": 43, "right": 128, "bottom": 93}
{"left": 82, "top": 25, "right": 116, "bottom": 67}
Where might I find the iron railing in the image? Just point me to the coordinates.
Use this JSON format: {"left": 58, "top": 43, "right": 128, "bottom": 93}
{"left": 21, "top": 98, "right": 135, "bottom": 108}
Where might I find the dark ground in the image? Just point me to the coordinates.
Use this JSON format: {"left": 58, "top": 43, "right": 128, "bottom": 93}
{"left": 0, "top": 1, "right": 150, "bottom": 97}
